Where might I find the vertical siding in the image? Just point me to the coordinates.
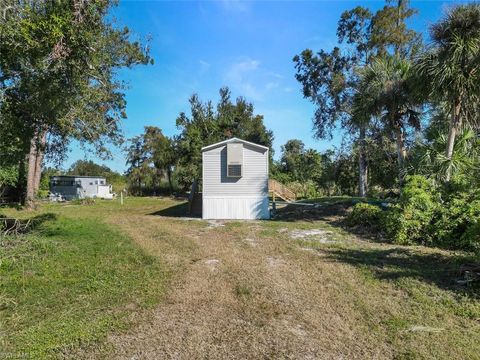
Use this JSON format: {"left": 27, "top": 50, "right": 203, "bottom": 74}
{"left": 203, "top": 197, "right": 269, "bottom": 219}
{"left": 202, "top": 143, "right": 269, "bottom": 219}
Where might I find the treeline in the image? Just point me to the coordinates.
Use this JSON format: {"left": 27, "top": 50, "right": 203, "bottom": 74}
{"left": 124, "top": 87, "right": 273, "bottom": 195}
{"left": 293, "top": 2, "right": 480, "bottom": 196}
{"left": 292, "top": 1, "right": 479, "bottom": 253}
{"left": 127, "top": 1, "right": 480, "bottom": 205}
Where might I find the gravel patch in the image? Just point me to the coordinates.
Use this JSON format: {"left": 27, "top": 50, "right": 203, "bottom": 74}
{"left": 289, "top": 229, "right": 336, "bottom": 243}
{"left": 244, "top": 238, "right": 258, "bottom": 247}
{"left": 207, "top": 220, "right": 225, "bottom": 228}
{"left": 204, "top": 259, "right": 220, "bottom": 270}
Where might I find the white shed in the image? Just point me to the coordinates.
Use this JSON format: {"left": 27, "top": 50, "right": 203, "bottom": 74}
{"left": 202, "top": 138, "right": 270, "bottom": 219}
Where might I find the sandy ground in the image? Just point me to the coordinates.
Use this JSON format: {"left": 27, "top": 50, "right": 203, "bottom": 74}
{"left": 89, "top": 213, "right": 392, "bottom": 360}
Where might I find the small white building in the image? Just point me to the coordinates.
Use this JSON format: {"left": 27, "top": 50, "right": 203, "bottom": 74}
{"left": 202, "top": 138, "right": 270, "bottom": 219}
{"left": 50, "top": 175, "right": 114, "bottom": 201}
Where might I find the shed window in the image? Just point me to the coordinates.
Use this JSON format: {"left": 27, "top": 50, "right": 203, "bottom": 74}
{"left": 227, "top": 164, "right": 242, "bottom": 177}
{"left": 227, "top": 143, "right": 243, "bottom": 178}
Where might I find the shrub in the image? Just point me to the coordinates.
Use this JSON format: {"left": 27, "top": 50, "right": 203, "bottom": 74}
{"left": 461, "top": 221, "right": 480, "bottom": 253}
{"left": 433, "top": 187, "right": 480, "bottom": 252}
{"left": 346, "top": 203, "right": 383, "bottom": 229}
{"left": 383, "top": 175, "right": 439, "bottom": 245}
{"left": 37, "top": 189, "right": 49, "bottom": 199}
{"left": 380, "top": 176, "right": 480, "bottom": 253}
{"left": 287, "top": 180, "right": 320, "bottom": 199}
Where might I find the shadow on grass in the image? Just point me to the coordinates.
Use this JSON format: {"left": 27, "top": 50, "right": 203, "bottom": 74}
{"left": 273, "top": 202, "right": 353, "bottom": 222}
{"left": 323, "top": 246, "right": 479, "bottom": 295}
{"left": 273, "top": 197, "right": 390, "bottom": 223}
{"left": 0, "top": 203, "right": 23, "bottom": 210}
{"left": 273, "top": 202, "right": 386, "bottom": 243}
{"left": 274, "top": 201, "right": 479, "bottom": 294}
{"left": 30, "top": 213, "right": 57, "bottom": 228}
{"left": 149, "top": 202, "right": 200, "bottom": 218}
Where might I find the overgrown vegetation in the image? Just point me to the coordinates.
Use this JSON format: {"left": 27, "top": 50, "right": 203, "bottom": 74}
{"left": 347, "top": 175, "right": 480, "bottom": 253}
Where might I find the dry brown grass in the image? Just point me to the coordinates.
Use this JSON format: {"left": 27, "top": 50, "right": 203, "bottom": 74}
{"left": 82, "top": 198, "right": 479, "bottom": 360}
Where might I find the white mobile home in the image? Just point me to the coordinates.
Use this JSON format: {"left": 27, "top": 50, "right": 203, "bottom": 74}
{"left": 202, "top": 138, "right": 270, "bottom": 219}
{"left": 50, "top": 175, "right": 114, "bottom": 201}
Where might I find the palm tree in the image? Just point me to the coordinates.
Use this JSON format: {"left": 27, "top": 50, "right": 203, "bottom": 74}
{"left": 417, "top": 4, "right": 480, "bottom": 181}
{"left": 355, "top": 55, "right": 421, "bottom": 183}
{"left": 411, "top": 128, "right": 479, "bottom": 183}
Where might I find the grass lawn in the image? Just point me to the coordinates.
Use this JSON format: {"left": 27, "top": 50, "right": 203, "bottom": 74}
{"left": 1, "top": 197, "right": 479, "bottom": 359}
{"left": 0, "top": 198, "right": 182, "bottom": 358}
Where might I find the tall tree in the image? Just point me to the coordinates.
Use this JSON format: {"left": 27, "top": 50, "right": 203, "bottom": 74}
{"left": 125, "top": 134, "right": 150, "bottom": 192}
{"left": 143, "top": 127, "right": 175, "bottom": 192}
{"left": 294, "top": 1, "right": 421, "bottom": 194}
{"left": 294, "top": 6, "right": 374, "bottom": 197}
{"left": 175, "top": 87, "right": 273, "bottom": 190}
{"left": 279, "top": 139, "right": 306, "bottom": 181}
{"left": 370, "top": 0, "right": 420, "bottom": 58}
{"left": 0, "top": 1, "right": 151, "bottom": 206}
{"left": 417, "top": 3, "right": 480, "bottom": 181}
{"left": 355, "top": 55, "right": 421, "bottom": 181}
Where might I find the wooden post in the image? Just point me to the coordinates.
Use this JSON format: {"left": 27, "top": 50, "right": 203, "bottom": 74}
{"left": 120, "top": 191, "right": 124, "bottom": 205}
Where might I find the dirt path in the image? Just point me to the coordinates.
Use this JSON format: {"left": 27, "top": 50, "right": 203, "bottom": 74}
{"left": 91, "top": 213, "right": 392, "bottom": 360}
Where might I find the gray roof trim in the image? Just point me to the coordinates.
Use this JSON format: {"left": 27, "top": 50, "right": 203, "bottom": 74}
{"left": 50, "top": 175, "right": 107, "bottom": 179}
{"left": 201, "top": 137, "right": 269, "bottom": 152}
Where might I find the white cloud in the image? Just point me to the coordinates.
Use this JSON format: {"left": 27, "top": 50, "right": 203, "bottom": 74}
{"left": 224, "top": 58, "right": 263, "bottom": 100}
{"left": 224, "top": 58, "right": 287, "bottom": 102}
{"left": 266, "top": 81, "right": 280, "bottom": 90}
{"left": 220, "top": 0, "right": 250, "bottom": 13}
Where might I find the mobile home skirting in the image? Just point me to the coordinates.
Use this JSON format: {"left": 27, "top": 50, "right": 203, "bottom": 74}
{"left": 202, "top": 196, "right": 269, "bottom": 219}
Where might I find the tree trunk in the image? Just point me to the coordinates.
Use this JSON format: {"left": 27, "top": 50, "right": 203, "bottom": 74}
{"left": 17, "top": 155, "right": 27, "bottom": 204}
{"left": 167, "top": 167, "right": 173, "bottom": 194}
{"left": 25, "top": 137, "right": 38, "bottom": 208}
{"left": 25, "top": 129, "right": 46, "bottom": 208}
{"left": 33, "top": 132, "right": 47, "bottom": 195}
{"left": 394, "top": 125, "right": 407, "bottom": 184}
{"left": 445, "top": 98, "right": 462, "bottom": 182}
{"left": 358, "top": 125, "right": 368, "bottom": 198}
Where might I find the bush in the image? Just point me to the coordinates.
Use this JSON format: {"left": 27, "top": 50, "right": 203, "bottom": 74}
{"left": 461, "top": 221, "right": 480, "bottom": 253}
{"left": 376, "top": 176, "right": 480, "bottom": 253}
{"left": 433, "top": 187, "right": 480, "bottom": 252}
{"left": 286, "top": 180, "right": 320, "bottom": 199}
{"left": 384, "top": 175, "right": 439, "bottom": 245}
{"left": 37, "top": 189, "right": 49, "bottom": 199}
{"left": 346, "top": 203, "right": 383, "bottom": 229}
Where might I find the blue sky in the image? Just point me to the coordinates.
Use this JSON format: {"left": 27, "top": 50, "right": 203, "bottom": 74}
{"left": 66, "top": 0, "right": 459, "bottom": 173}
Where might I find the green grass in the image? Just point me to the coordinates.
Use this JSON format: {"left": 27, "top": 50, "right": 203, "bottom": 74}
{"left": 0, "top": 199, "right": 169, "bottom": 359}
{"left": 1, "top": 197, "right": 479, "bottom": 359}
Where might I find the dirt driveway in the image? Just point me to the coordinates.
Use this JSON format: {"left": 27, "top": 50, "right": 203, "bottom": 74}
{"left": 88, "top": 211, "right": 379, "bottom": 360}
{"left": 90, "top": 204, "right": 479, "bottom": 360}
